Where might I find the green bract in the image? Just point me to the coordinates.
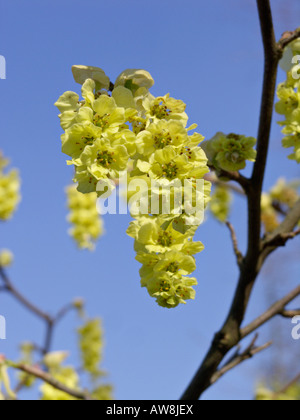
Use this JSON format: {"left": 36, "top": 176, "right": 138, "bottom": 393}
{"left": 202, "top": 132, "right": 257, "bottom": 172}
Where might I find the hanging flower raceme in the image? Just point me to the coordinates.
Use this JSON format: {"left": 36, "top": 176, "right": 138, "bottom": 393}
{"left": 261, "top": 193, "right": 280, "bottom": 234}
{"left": 124, "top": 79, "right": 211, "bottom": 308}
{"left": 276, "top": 38, "right": 300, "bottom": 164}
{"left": 56, "top": 66, "right": 211, "bottom": 308}
{"left": 78, "top": 319, "right": 103, "bottom": 377}
{"left": 209, "top": 185, "right": 232, "bottom": 223}
{"left": 55, "top": 76, "right": 136, "bottom": 197}
{"left": 40, "top": 352, "right": 80, "bottom": 401}
{"left": 66, "top": 185, "right": 104, "bottom": 250}
{"left": 261, "top": 178, "right": 300, "bottom": 233}
{"left": 0, "top": 152, "right": 21, "bottom": 221}
{"left": 270, "top": 178, "right": 299, "bottom": 210}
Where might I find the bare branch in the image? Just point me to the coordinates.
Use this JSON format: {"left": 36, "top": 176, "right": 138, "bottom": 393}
{"left": 54, "top": 303, "right": 75, "bottom": 324}
{"left": 208, "top": 166, "right": 250, "bottom": 192}
{"left": 205, "top": 173, "right": 245, "bottom": 196}
{"left": 272, "top": 201, "right": 287, "bottom": 216}
{"left": 263, "top": 229, "right": 300, "bottom": 249}
{"left": 0, "top": 267, "right": 51, "bottom": 322}
{"left": 0, "top": 266, "right": 76, "bottom": 356}
{"left": 241, "top": 285, "right": 300, "bottom": 339}
{"left": 225, "top": 222, "right": 244, "bottom": 267}
{"left": 181, "top": 0, "right": 282, "bottom": 400}
{"left": 11, "top": 363, "right": 93, "bottom": 401}
{"left": 260, "top": 199, "right": 300, "bottom": 267}
{"left": 43, "top": 304, "right": 75, "bottom": 356}
{"left": 211, "top": 338, "right": 272, "bottom": 387}
{"left": 280, "top": 309, "right": 300, "bottom": 319}
{"left": 277, "top": 29, "right": 300, "bottom": 53}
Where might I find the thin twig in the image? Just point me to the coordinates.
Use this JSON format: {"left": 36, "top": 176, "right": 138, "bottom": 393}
{"left": 241, "top": 285, "right": 300, "bottom": 339}
{"left": 272, "top": 201, "right": 287, "bottom": 216}
{"left": 208, "top": 166, "right": 250, "bottom": 192}
{"left": 0, "top": 266, "right": 76, "bottom": 357}
{"left": 11, "top": 363, "right": 93, "bottom": 401}
{"left": 43, "top": 305, "right": 75, "bottom": 355}
{"left": 0, "top": 267, "right": 51, "bottom": 322}
{"left": 280, "top": 309, "right": 300, "bottom": 319}
{"left": 225, "top": 222, "right": 244, "bottom": 267}
{"left": 205, "top": 173, "right": 245, "bottom": 196}
{"left": 263, "top": 229, "right": 300, "bottom": 249}
{"left": 277, "top": 29, "right": 300, "bottom": 53}
{"left": 54, "top": 303, "right": 75, "bottom": 324}
{"left": 259, "top": 199, "right": 300, "bottom": 268}
{"left": 211, "top": 339, "right": 272, "bottom": 386}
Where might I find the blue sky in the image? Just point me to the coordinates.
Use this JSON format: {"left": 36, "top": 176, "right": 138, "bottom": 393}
{"left": 0, "top": 0, "right": 299, "bottom": 400}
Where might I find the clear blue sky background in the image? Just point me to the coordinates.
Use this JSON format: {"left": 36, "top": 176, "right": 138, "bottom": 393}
{"left": 0, "top": 0, "right": 299, "bottom": 400}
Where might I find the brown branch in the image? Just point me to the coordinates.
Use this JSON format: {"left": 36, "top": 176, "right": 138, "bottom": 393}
{"left": 11, "top": 363, "right": 93, "bottom": 401}
{"left": 249, "top": 0, "right": 278, "bottom": 258}
{"left": 259, "top": 199, "right": 300, "bottom": 267}
{"left": 0, "top": 267, "right": 51, "bottom": 322}
{"left": 205, "top": 173, "right": 245, "bottom": 196}
{"left": 225, "top": 222, "right": 244, "bottom": 267}
{"left": 43, "top": 304, "right": 75, "bottom": 356}
{"left": 263, "top": 228, "right": 300, "bottom": 249}
{"left": 277, "top": 29, "right": 300, "bottom": 53}
{"left": 272, "top": 201, "right": 287, "bottom": 216}
{"left": 210, "top": 337, "right": 272, "bottom": 387}
{"left": 208, "top": 166, "right": 250, "bottom": 192}
{"left": 54, "top": 303, "right": 75, "bottom": 323}
{"left": 43, "top": 321, "right": 55, "bottom": 356}
{"left": 241, "top": 285, "right": 300, "bottom": 339}
{"left": 280, "top": 309, "right": 300, "bottom": 318}
{"left": 0, "top": 266, "right": 75, "bottom": 356}
{"left": 181, "top": 0, "right": 280, "bottom": 400}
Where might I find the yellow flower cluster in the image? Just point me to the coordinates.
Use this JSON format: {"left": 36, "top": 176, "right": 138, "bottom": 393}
{"left": 0, "top": 250, "right": 14, "bottom": 267}
{"left": 78, "top": 318, "right": 103, "bottom": 377}
{"left": 276, "top": 39, "right": 300, "bottom": 163}
{"left": 125, "top": 81, "right": 211, "bottom": 308}
{"left": 209, "top": 185, "right": 232, "bottom": 223}
{"left": 56, "top": 66, "right": 211, "bottom": 307}
{"left": 0, "top": 361, "right": 16, "bottom": 400}
{"left": 256, "top": 382, "right": 300, "bottom": 401}
{"left": 66, "top": 185, "right": 104, "bottom": 250}
{"left": 40, "top": 317, "right": 112, "bottom": 400}
{"left": 261, "top": 178, "right": 299, "bottom": 233}
{"left": 0, "top": 152, "right": 21, "bottom": 221}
